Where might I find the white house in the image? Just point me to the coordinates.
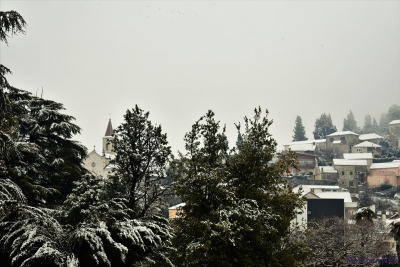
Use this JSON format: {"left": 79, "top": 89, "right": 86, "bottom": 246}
{"left": 292, "top": 185, "right": 357, "bottom": 228}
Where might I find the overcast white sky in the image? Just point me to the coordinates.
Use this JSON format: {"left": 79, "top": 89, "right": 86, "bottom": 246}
{"left": 1, "top": 1, "right": 399, "bottom": 155}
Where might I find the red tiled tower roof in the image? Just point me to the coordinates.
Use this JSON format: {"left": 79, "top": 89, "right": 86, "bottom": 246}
{"left": 105, "top": 119, "right": 113, "bottom": 136}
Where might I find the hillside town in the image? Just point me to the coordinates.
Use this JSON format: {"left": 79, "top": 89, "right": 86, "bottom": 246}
{"left": 1, "top": 3, "right": 400, "bottom": 267}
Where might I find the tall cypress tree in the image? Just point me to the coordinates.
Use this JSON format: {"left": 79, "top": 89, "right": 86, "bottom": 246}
{"left": 292, "top": 116, "right": 308, "bottom": 141}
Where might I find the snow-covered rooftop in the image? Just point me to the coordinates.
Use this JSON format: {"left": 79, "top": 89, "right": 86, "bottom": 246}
{"left": 104, "top": 164, "right": 115, "bottom": 170}
{"left": 315, "top": 192, "right": 352, "bottom": 203}
{"left": 389, "top": 120, "right": 400, "bottom": 125}
{"left": 333, "top": 159, "right": 367, "bottom": 166}
{"left": 370, "top": 162, "right": 400, "bottom": 170}
{"left": 359, "top": 133, "right": 383, "bottom": 141}
{"left": 286, "top": 139, "right": 326, "bottom": 145}
{"left": 326, "top": 131, "right": 358, "bottom": 137}
{"left": 318, "top": 166, "right": 337, "bottom": 173}
{"left": 169, "top": 203, "right": 186, "bottom": 210}
{"left": 343, "top": 153, "right": 373, "bottom": 160}
{"left": 104, "top": 153, "right": 115, "bottom": 160}
{"left": 353, "top": 141, "right": 382, "bottom": 148}
{"left": 288, "top": 143, "right": 316, "bottom": 152}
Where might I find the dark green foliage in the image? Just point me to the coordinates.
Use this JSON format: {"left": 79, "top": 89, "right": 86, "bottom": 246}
{"left": 380, "top": 183, "right": 393, "bottom": 191}
{"left": 63, "top": 174, "right": 173, "bottom": 267}
{"left": 1, "top": 87, "right": 88, "bottom": 205}
{"left": 342, "top": 110, "right": 358, "bottom": 133}
{"left": 110, "top": 105, "right": 173, "bottom": 218}
{"left": 313, "top": 113, "right": 337, "bottom": 139}
{"left": 0, "top": 10, "right": 27, "bottom": 45}
{"left": 0, "top": 10, "right": 86, "bottom": 206}
{"left": 171, "top": 108, "right": 309, "bottom": 267}
{"left": 379, "top": 139, "right": 400, "bottom": 159}
{"left": 292, "top": 116, "right": 308, "bottom": 141}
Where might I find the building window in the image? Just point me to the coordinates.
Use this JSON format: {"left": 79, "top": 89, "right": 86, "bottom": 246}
{"left": 356, "top": 148, "right": 363, "bottom": 152}
{"left": 330, "top": 138, "right": 334, "bottom": 142}
{"left": 350, "top": 171, "right": 353, "bottom": 175}
{"left": 349, "top": 181, "right": 354, "bottom": 187}
{"left": 342, "top": 171, "right": 345, "bottom": 176}
{"left": 379, "top": 179, "right": 383, "bottom": 184}
{"left": 340, "top": 137, "right": 345, "bottom": 141}
{"left": 327, "top": 175, "right": 331, "bottom": 179}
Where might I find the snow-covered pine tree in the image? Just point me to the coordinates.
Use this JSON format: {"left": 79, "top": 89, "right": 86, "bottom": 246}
{"left": 104, "top": 105, "right": 173, "bottom": 266}
{"left": 0, "top": 10, "right": 87, "bottom": 206}
{"left": 0, "top": 10, "right": 27, "bottom": 198}
{"left": 1, "top": 87, "right": 88, "bottom": 206}
{"left": 171, "top": 108, "right": 309, "bottom": 266}
{"left": 226, "top": 107, "right": 309, "bottom": 266}
{"left": 62, "top": 174, "right": 173, "bottom": 267}
{"left": 171, "top": 110, "right": 232, "bottom": 266}
{"left": 110, "top": 105, "right": 173, "bottom": 218}
{"left": 0, "top": 178, "right": 74, "bottom": 267}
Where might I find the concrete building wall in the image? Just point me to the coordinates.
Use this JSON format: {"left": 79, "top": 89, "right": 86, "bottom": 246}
{"left": 351, "top": 146, "right": 382, "bottom": 157}
{"left": 336, "top": 165, "right": 368, "bottom": 189}
{"left": 367, "top": 171, "right": 398, "bottom": 187}
{"left": 333, "top": 144, "right": 351, "bottom": 159}
{"left": 326, "top": 134, "right": 359, "bottom": 151}
{"left": 83, "top": 151, "right": 111, "bottom": 178}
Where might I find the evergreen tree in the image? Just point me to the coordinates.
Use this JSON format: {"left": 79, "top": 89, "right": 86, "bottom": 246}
{"left": 110, "top": 105, "right": 173, "bottom": 218}
{"left": 1, "top": 10, "right": 86, "bottom": 206}
{"left": 313, "top": 113, "right": 337, "bottom": 139}
{"left": 62, "top": 174, "right": 173, "bottom": 267}
{"left": 292, "top": 115, "right": 308, "bottom": 141}
{"left": 1, "top": 86, "right": 88, "bottom": 206}
{"left": 171, "top": 108, "right": 309, "bottom": 266}
{"left": 388, "top": 104, "right": 400, "bottom": 122}
{"left": 342, "top": 110, "right": 358, "bottom": 133}
{"left": 362, "top": 114, "right": 379, "bottom": 134}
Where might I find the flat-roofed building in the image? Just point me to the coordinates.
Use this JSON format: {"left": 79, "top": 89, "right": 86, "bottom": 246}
{"left": 333, "top": 159, "right": 368, "bottom": 189}
{"left": 367, "top": 161, "right": 400, "bottom": 188}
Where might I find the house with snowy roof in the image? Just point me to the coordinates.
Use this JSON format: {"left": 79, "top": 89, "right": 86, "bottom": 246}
{"left": 325, "top": 131, "right": 359, "bottom": 158}
{"left": 83, "top": 119, "right": 116, "bottom": 178}
{"left": 168, "top": 203, "right": 185, "bottom": 219}
{"left": 333, "top": 159, "right": 368, "bottom": 189}
{"left": 351, "top": 141, "right": 382, "bottom": 157}
{"left": 367, "top": 161, "right": 400, "bottom": 188}
{"left": 343, "top": 153, "right": 373, "bottom": 168}
{"left": 292, "top": 185, "right": 357, "bottom": 228}
{"left": 283, "top": 139, "right": 326, "bottom": 153}
{"left": 359, "top": 133, "right": 383, "bottom": 144}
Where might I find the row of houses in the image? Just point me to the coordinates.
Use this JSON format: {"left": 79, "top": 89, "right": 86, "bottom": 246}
{"left": 282, "top": 120, "right": 400, "bottom": 189}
